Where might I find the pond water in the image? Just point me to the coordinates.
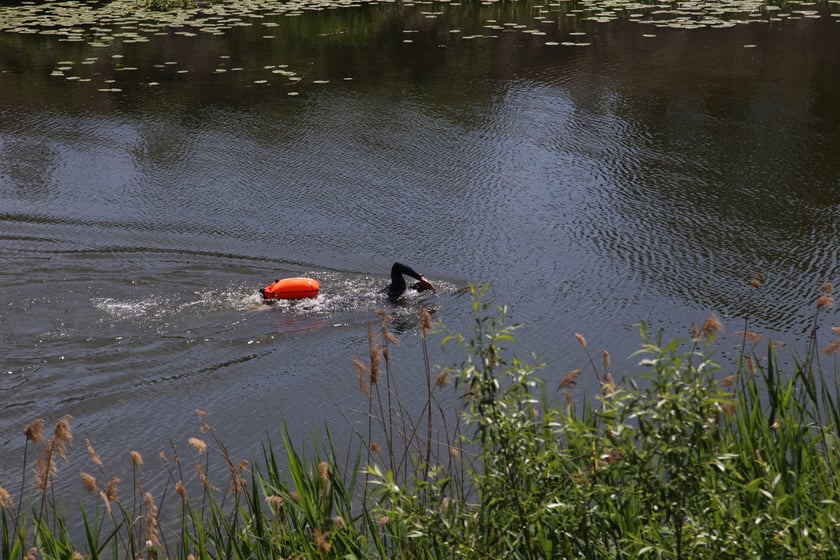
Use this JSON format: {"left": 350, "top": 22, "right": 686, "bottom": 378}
{"left": 2, "top": 0, "right": 840, "bottom": 495}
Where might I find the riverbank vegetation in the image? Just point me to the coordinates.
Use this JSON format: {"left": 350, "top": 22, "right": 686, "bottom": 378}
{"left": 3, "top": 282, "right": 840, "bottom": 558}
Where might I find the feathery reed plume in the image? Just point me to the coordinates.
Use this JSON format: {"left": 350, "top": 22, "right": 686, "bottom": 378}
{"left": 602, "top": 372, "right": 616, "bottom": 396}
{"left": 575, "top": 332, "right": 601, "bottom": 382}
{"left": 53, "top": 415, "right": 73, "bottom": 461}
{"left": 24, "top": 418, "right": 45, "bottom": 443}
{"left": 144, "top": 491, "right": 161, "bottom": 548}
{"left": 720, "top": 374, "right": 738, "bottom": 389}
{"left": 35, "top": 416, "right": 73, "bottom": 495}
{"left": 817, "top": 294, "right": 834, "bottom": 309}
{"left": 370, "top": 442, "right": 381, "bottom": 455}
{"left": 419, "top": 305, "right": 433, "bottom": 336}
{"left": 377, "top": 309, "right": 399, "bottom": 345}
{"left": 130, "top": 450, "right": 144, "bottom": 468}
{"left": 195, "top": 409, "right": 206, "bottom": 420}
{"left": 832, "top": 326, "right": 840, "bottom": 335}
{"left": 80, "top": 472, "right": 97, "bottom": 493}
{"left": 0, "top": 485, "right": 12, "bottom": 509}
{"left": 749, "top": 272, "right": 765, "bottom": 289}
{"left": 735, "top": 330, "right": 761, "bottom": 344}
{"left": 105, "top": 477, "right": 120, "bottom": 503}
{"left": 375, "top": 308, "right": 392, "bottom": 326}
{"left": 747, "top": 356, "right": 756, "bottom": 375}
{"left": 32, "top": 415, "right": 74, "bottom": 535}
{"left": 559, "top": 369, "right": 581, "bottom": 389}
{"left": 435, "top": 369, "right": 451, "bottom": 387}
{"left": 318, "top": 460, "right": 330, "bottom": 510}
{"left": 383, "top": 331, "right": 399, "bottom": 346}
{"left": 34, "top": 442, "right": 57, "bottom": 491}
{"left": 99, "top": 490, "right": 112, "bottom": 518}
{"left": 16, "top": 418, "right": 46, "bottom": 534}
{"left": 821, "top": 282, "right": 834, "bottom": 295}
{"left": 229, "top": 459, "right": 248, "bottom": 495}
{"left": 602, "top": 350, "right": 610, "bottom": 369}
{"left": 175, "top": 480, "right": 187, "bottom": 501}
{"left": 368, "top": 323, "right": 381, "bottom": 385}
{"left": 701, "top": 313, "right": 724, "bottom": 340}
{"left": 690, "top": 321, "right": 700, "bottom": 339}
{"left": 353, "top": 357, "right": 370, "bottom": 395}
{"left": 266, "top": 495, "right": 284, "bottom": 517}
{"left": 823, "top": 339, "right": 840, "bottom": 356}
{"left": 86, "top": 438, "right": 103, "bottom": 468}
{"left": 188, "top": 438, "right": 207, "bottom": 454}
{"left": 314, "top": 528, "right": 331, "bottom": 553}
{"left": 195, "top": 464, "right": 214, "bottom": 490}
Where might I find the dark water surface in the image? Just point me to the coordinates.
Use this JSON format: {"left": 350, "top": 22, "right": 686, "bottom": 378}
{"left": 2, "top": 0, "right": 840, "bottom": 494}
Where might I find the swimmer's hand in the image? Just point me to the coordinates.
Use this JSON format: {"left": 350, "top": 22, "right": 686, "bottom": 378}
{"left": 418, "top": 276, "right": 437, "bottom": 294}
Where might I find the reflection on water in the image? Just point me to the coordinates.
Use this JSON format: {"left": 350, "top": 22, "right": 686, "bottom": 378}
{"left": 1, "top": 0, "right": 840, "bottom": 503}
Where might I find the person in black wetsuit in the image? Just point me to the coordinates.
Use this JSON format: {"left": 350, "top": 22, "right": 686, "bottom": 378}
{"left": 384, "top": 262, "right": 437, "bottom": 302}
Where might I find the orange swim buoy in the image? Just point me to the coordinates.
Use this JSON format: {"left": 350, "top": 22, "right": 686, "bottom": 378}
{"left": 260, "top": 277, "right": 320, "bottom": 300}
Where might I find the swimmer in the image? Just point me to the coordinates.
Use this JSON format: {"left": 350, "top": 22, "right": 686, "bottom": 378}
{"left": 384, "top": 262, "right": 437, "bottom": 302}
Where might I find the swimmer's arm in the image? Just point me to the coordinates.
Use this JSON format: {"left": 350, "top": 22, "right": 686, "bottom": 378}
{"left": 394, "top": 262, "right": 437, "bottom": 294}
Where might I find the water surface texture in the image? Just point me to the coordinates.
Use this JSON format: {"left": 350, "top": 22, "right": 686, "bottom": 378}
{"left": 2, "top": 0, "right": 840, "bottom": 487}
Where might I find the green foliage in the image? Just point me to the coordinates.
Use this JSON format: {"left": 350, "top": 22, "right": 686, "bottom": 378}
{"left": 371, "top": 285, "right": 840, "bottom": 559}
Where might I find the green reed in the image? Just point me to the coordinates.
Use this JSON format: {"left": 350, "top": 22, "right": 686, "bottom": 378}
{"left": 3, "top": 281, "right": 840, "bottom": 558}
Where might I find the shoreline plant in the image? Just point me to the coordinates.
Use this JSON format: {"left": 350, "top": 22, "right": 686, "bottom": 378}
{"left": 2, "top": 282, "right": 840, "bottom": 558}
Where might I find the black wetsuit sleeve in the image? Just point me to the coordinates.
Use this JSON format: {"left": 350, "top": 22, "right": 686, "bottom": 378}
{"left": 392, "top": 262, "right": 423, "bottom": 281}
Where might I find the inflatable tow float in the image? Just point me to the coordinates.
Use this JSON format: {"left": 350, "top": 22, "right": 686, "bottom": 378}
{"left": 260, "top": 277, "right": 320, "bottom": 301}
